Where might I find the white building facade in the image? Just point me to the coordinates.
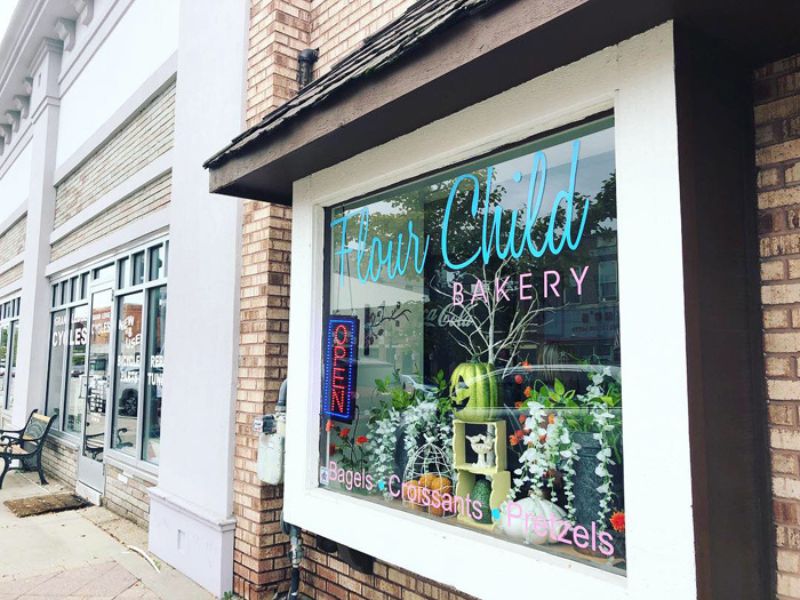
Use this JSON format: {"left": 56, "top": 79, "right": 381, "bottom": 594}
{"left": 0, "top": 0, "right": 247, "bottom": 595}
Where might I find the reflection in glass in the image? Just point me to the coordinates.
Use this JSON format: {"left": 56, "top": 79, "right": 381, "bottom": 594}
{"left": 148, "top": 245, "right": 166, "bottom": 281}
{"left": 0, "top": 323, "right": 8, "bottom": 409}
{"left": 113, "top": 292, "right": 143, "bottom": 456}
{"left": 143, "top": 286, "right": 166, "bottom": 464}
{"left": 320, "top": 122, "right": 625, "bottom": 573}
{"left": 83, "top": 290, "right": 112, "bottom": 461}
{"left": 46, "top": 310, "right": 68, "bottom": 429}
{"left": 133, "top": 252, "right": 145, "bottom": 286}
{"left": 65, "top": 306, "right": 88, "bottom": 434}
{"left": 7, "top": 321, "right": 18, "bottom": 410}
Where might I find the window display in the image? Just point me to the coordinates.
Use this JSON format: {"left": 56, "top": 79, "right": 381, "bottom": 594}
{"left": 143, "top": 286, "right": 166, "bottom": 464}
{"left": 113, "top": 291, "right": 143, "bottom": 456}
{"left": 319, "top": 119, "right": 624, "bottom": 571}
{"left": 45, "top": 240, "right": 168, "bottom": 471}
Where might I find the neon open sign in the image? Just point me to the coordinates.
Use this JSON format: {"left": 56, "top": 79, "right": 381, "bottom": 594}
{"left": 322, "top": 315, "right": 359, "bottom": 423}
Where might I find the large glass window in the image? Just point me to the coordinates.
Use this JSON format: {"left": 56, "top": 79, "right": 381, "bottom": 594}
{"left": 84, "top": 290, "right": 112, "bottom": 461}
{"left": 143, "top": 286, "right": 166, "bottom": 464}
{"left": 45, "top": 240, "right": 168, "bottom": 471}
{"left": 320, "top": 120, "right": 624, "bottom": 572}
{"left": 46, "top": 310, "right": 68, "bottom": 428}
{"left": 0, "top": 298, "right": 20, "bottom": 412}
{"left": 113, "top": 292, "right": 143, "bottom": 456}
{"left": 6, "top": 321, "right": 18, "bottom": 410}
{"left": 64, "top": 305, "right": 88, "bottom": 435}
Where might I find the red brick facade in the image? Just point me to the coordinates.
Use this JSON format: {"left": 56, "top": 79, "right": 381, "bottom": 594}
{"left": 755, "top": 53, "right": 800, "bottom": 600}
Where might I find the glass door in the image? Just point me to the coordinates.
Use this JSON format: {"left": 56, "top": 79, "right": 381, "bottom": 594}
{"left": 77, "top": 288, "right": 112, "bottom": 492}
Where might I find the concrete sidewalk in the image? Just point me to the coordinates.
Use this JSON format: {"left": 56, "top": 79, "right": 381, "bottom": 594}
{"left": 0, "top": 471, "right": 214, "bottom": 599}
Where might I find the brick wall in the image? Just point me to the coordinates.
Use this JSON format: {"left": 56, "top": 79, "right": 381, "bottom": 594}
{"left": 0, "top": 215, "right": 26, "bottom": 264}
{"left": 246, "top": 0, "right": 311, "bottom": 124}
{"left": 310, "top": 0, "right": 413, "bottom": 75}
{"left": 103, "top": 463, "right": 155, "bottom": 529}
{"left": 50, "top": 172, "right": 171, "bottom": 260}
{"left": 235, "top": 2, "right": 475, "bottom": 598}
{"left": 233, "top": 201, "right": 292, "bottom": 599}
{"left": 755, "top": 53, "right": 800, "bottom": 599}
{"left": 0, "top": 263, "right": 23, "bottom": 290}
{"left": 42, "top": 436, "right": 78, "bottom": 489}
{"left": 54, "top": 80, "right": 176, "bottom": 228}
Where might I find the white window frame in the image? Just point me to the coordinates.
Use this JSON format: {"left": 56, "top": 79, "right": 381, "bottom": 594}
{"left": 284, "top": 23, "right": 697, "bottom": 600}
{"left": 0, "top": 296, "right": 21, "bottom": 413}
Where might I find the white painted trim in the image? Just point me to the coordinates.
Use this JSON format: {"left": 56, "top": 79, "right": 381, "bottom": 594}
{"left": 50, "top": 150, "right": 173, "bottom": 244}
{"left": 0, "top": 202, "right": 27, "bottom": 238}
{"left": 0, "top": 129, "right": 32, "bottom": 180}
{"left": 53, "top": 51, "right": 177, "bottom": 185}
{"left": 58, "top": 0, "right": 137, "bottom": 93}
{"left": 148, "top": 487, "right": 237, "bottom": 531}
{"left": 285, "top": 23, "right": 695, "bottom": 600}
{"left": 46, "top": 208, "right": 169, "bottom": 277}
{"left": 0, "top": 254, "right": 23, "bottom": 278}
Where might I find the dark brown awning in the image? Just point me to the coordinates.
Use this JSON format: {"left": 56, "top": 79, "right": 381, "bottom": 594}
{"left": 205, "top": 0, "right": 800, "bottom": 204}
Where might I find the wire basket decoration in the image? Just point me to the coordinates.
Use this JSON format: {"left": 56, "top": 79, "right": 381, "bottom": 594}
{"left": 401, "top": 434, "right": 456, "bottom": 518}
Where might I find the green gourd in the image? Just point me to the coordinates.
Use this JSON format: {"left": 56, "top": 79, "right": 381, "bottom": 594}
{"left": 471, "top": 479, "right": 493, "bottom": 524}
{"left": 449, "top": 362, "right": 499, "bottom": 422}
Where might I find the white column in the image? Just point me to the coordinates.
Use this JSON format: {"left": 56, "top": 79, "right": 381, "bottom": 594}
{"left": 147, "top": 0, "right": 248, "bottom": 596}
{"left": 11, "top": 42, "right": 62, "bottom": 428}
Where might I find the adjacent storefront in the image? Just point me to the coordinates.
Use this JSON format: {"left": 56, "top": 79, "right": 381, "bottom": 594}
{"left": 206, "top": 1, "right": 780, "bottom": 595}
{"left": 45, "top": 238, "right": 168, "bottom": 493}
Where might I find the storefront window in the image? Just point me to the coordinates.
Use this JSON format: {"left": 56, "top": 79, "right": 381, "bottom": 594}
{"left": 143, "top": 286, "right": 166, "bottom": 464}
{"left": 320, "top": 120, "right": 624, "bottom": 572}
{"left": 46, "top": 310, "right": 68, "bottom": 428}
{"left": 113, "top": 292, "right": 143, "bottom": 456}
{"left": 6, "top": 321, "right": 18, "bottom": 410}
{"left": 84, "top": 290, "right": 112, "bottom": 461}
{"left": 64, "top": 305, "right": 88, "bottom": 435}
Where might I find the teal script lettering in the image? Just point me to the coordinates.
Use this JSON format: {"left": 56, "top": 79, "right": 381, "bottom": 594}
{"left": 442, "top": 140, "right": 589, "bottom": 270}
{"left": 330, "top": 208, "right": 430, "bottom": 286}
{"left": 330, "top": 139, "right": 589, "bottom": 285}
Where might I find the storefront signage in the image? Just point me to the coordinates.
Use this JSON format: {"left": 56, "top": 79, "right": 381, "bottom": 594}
{"left": 322, "top": 316, "right": 359, "bottom": 423}
{"left": 330, "top": 140, "right": 588, "bottom": 286}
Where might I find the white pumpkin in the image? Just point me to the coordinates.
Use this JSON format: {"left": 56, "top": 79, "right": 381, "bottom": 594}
{"left": 497, "top": 496, "right": 568, "bottom": 545}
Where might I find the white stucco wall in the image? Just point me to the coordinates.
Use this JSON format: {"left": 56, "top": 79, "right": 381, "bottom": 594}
{"left": 0, "top": 142, "right": 32, "bottom": 226}
{"left": 55, "top": 0, "right": 179, "bottom": 168}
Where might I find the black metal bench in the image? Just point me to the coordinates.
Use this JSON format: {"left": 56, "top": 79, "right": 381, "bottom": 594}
{"left": 0, "top": 411, "right": 58, "bottom": 489}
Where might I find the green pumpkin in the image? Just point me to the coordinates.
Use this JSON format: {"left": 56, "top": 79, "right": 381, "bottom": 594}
{"left": 471, "top": 479, "right": 493, "bottom": 524}
{"left": 449, "top": 362, "right": 499, "bottom": 422}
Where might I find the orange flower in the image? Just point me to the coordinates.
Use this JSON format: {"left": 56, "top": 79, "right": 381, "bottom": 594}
{"left": 514, "top": 374, "right": 524, "bottom": 385}
{"left": 325, "top": 420, "right": 334, "bottom": 432}
{"left": 339, "top": 428, "right": 351, "bottom": 439}
{"left": 355, "top": 435, "right": 368, "bottom": 445}
{"left": 518, "top": 414, "right": 527, "bottom": 425}
{"left": 508, "top": 434, "right": 517, "bottom": 445}
{"left": 548, "top": 414, "right": 556, "bottom": 425}
{"left": 514, "top": 401, "right": 523, "bottom": 409}
{"left": 523, "top": 386, "right": 533, "bottom": 398}
{"left": 521, "top": 360, "right": 531, "bottom": 368}
{"left": 610, "top": 511, "right": 625, "bottom": 533}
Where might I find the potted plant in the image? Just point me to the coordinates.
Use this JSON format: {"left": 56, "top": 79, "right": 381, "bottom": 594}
{"left": 510, "top": 367, "right": 622, "bottom": 530}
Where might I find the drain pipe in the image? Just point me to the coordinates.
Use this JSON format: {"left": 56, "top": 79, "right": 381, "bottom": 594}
{"left": 272, "top": 380, "right": 306, "bottom": 600}
{"left": 296, "top": 48, "right": 319, "bottom": 89}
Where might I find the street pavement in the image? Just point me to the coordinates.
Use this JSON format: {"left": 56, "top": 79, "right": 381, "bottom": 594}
{"left": 0, "top": 471, "right": 214, "bottom": 599}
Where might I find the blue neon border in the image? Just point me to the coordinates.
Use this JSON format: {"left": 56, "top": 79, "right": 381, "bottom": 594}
{"left": 322, "top": 315, "right": 359, "bottom": 423}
